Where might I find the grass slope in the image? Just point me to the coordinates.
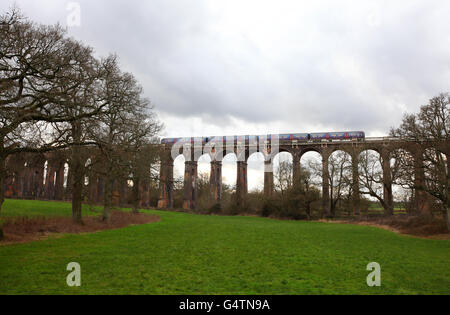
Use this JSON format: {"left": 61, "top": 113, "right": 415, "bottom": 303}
{"left": 0, "top": 199, "right": 449, "bottom": 294}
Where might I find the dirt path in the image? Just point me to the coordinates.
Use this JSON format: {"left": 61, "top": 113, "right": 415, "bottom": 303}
{"left": 318, "top": 219, "right": 450, "bottom": 240}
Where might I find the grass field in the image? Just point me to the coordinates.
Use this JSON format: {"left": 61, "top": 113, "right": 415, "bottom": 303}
{"left": 367, "top": 203, "right": 407, "bottom": 215}
{"left": 0, "top": 199, "right": 101, "bottom": 218}
{"left": 0, "top": 199, "right": 449, "bottom": 295}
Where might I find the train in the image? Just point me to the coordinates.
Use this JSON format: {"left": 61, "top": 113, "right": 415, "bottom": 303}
{"left": 161, "top": 131, "right": 365, "bottom": 145}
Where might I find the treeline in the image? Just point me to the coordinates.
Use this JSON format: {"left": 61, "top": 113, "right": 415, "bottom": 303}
{"left": 0, "top": 7, "right": 162, "bottom": 232}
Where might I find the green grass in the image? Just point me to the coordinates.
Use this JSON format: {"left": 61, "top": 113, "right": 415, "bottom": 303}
{"left": 0, "top": 199, "right": 449, "bottom": 295}
{"left": 367, "top": 204, "right": 407, "bottom": 215}
{"left": 0, "top": 199, "right": 101, "bottom": 218}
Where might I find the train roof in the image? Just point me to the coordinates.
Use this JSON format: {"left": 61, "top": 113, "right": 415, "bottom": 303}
{"left": 161, "top": 131, "right": 365, "bottom": 142}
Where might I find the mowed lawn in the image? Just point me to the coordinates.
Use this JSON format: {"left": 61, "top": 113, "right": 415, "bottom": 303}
{"left": 0, "top": 199, "right": 449, "bottom": 295}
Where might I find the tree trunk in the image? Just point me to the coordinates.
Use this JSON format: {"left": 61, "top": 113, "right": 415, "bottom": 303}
{"left": 381, "top": 201, "right": 393, "bottom": 216}
{"left": 70, "top": 154, "right": 83, "bottom": 224}
{"left": 351, "top": 155, "right": 360, "bottom": 216}
{"left": 0, "top": 153, "right": 6, "bottom": 216}
{"left": 371, "top": 193, "right": 392, "bottom": 217}
{"left": 414, "top": 150, "right": 432, "bottom": 216}
{"left": 329, "top": 190, "right": 335, "bottom": 218}
{"left": 132, "top": 177, "right": 140, "bottom": 214}
{"left": 0, "top": 152, "right": 5, "bottom": 240}
{"left": 321, "top": 157, "right": 330, "bottom": 218}
{"left": 330, "top": 198, "right": 337, "bottom": 218}
{"left": 382, "top": 180, "right": 394, "bottom": 216}
{"left": 305, "top": 202, "right": 311, "bottom": 220}
{"left": 103, "top": 175, "right": 114, "bottom": 223}
{"left": 382, "top": 151, "right": 394, "bottom": 216}
{"left": 445, "top": 199, "right": 450, "bottom": 232}
{"left": 70, "top": 122, "right": 83, "bottom": 224}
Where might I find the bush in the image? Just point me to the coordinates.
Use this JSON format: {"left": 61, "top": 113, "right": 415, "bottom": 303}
{"left": 261, "top": 198, "right": 279, "bottom": 217}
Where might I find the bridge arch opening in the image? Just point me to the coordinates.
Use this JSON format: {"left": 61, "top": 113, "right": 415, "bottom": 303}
{"left": 84, "top": 158, "right": 92, "bottom": 186}
{"left": 300, "top": 151, "right": 323, "bottom": 193}
{"left": 42, "top": 160, "right": 49, "bottom": 185}
{"left": 197, "top": 153, "right": 211, "bottom": 180}
{"left": 172, "top": 155, "right": 186, "bottom": 208}
{"left": 247, "top": 152, "right": 264, "bottom": 192}
{"left": 273, "top": 152, "right": 293, "bottom": 193}
{"left": 63, "top": 162, "right": 69, "bottom": 188}
{"left": 390, "top": 148, "right": 416, "bottom": 214}
{"left": 327, "top": 150, "right": 353, "bottom": 216}
{"left": 173, "top": 155, "right": 185, "bottom": 182}
{"left": 222, "top": 152, "right": 237, "bottom": 192}
{"left": 53, "top": 170, "right": 57, "bottom": 186}
{"left": 197, "top": 153, "right": 212, "bottom": 204}
{"left": 358, "top": 149, "right": 383, "bottom": 213}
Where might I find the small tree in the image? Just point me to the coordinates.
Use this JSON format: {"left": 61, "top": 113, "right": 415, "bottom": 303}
{"left": 274, "top": 160, "right": 293, "bottom": 195}
{"left": 290, "top": 166, "right": 321, "bottom": 219}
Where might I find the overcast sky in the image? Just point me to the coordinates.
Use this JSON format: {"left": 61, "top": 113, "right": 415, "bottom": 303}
{"left": 3, "top": 0, "right": 450, "bottom": 189}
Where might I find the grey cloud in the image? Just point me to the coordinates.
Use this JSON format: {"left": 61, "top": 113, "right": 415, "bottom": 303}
{"left": 3, "top": 0, "right": 450, "bottom": 137}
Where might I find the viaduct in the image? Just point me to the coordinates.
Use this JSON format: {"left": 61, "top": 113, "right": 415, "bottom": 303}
{"left": 157, "top": 136, "right": 435, "bottom": 215}
{"left": 3, "top": 136, "right": 438, "bottom": 215}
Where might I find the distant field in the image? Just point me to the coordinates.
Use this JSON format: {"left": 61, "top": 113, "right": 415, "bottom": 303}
{"left": 360, "top": 203, "right": 407, "bottom": 215}
{"left": 0, "top": 199, "right": 449, "bottom": 294}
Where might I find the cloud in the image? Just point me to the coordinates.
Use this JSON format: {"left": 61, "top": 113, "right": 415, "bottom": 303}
{"left": 4, "top": 0, "right": 449, "bottom": 137}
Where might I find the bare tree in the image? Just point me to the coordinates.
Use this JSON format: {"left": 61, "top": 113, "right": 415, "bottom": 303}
{"left": 274, "top": 160, "right": 293, "bottom": 195}
{"left": 49, "top": 42, "right": 112, "bottom": 224}
{"left": 269, "top": 160, "right": 321, "bottom": 219}
{"left": 86, "top": 58, "right": 162, "bottom": 221}
{"left": 358, "top": 150, "right": 400, "bottom": 216}
{"left": 289, "top": 166, "right": 321, "bottom": 219}
{"left": 391, "top": 93, "right": 450, "bottom": 230}
{"left": 126, "top": 115, "right": 162, "bottom": 215}
{"left": 310, "top": 151, "right": 352, "bottom": 217}
{"left": 0, "top": 7, "right": 163, "bottom": 237}
{"left": 0, "top": 9, "right": 110, "bottom": 227}
{"left": 329, "top": 152, "right": 353, "bottom": 216}
{"left": 0, "top": 9, "right": 69, "bottom": 213}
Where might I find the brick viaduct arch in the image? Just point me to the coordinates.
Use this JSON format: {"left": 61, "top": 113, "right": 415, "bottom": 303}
{"left": 157, "top": 137, "right": 433, "bottom": 215}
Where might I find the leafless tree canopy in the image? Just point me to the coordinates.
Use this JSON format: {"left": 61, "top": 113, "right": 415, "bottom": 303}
{"left": 0, "top": 8, "right": 162, "bottom": 225}
{"left": 391, "top": 93, "right": 450, "bottom": 228}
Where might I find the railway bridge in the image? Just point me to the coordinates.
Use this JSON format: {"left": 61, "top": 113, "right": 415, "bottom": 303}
{"left": 2, "top": 135, "right": 435, "bottom": 215}
{"left": 157, "top": 136, "right": 431, "bottom": 215}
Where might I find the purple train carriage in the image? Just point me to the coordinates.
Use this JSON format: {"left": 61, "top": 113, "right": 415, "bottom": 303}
{"left": 161, "top": 131, "right": 365, "bottom": 145}
{"left": 309, "top": 131, "right": 365, "bottom": 142}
